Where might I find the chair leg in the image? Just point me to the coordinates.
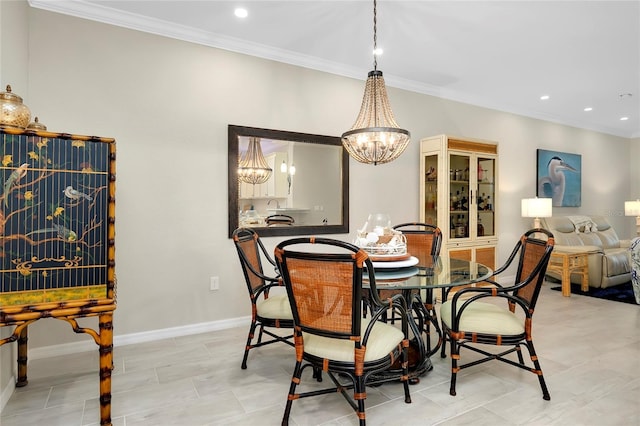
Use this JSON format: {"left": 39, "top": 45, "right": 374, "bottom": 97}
{"left": 241, "top": 320, "right": 258, "bottom": 369}
{"left": 402, "top": 341, "right": 412, "bottom": 404}
{"left": 440, "top": 325, "right": 448, "bottom": 359}
{"left": 355, "top": 375, "right": 366, "bottom": 426}
{"left": 257, "top": 323, "right": 265, "bottom": 344}
{"left": 282, "top": 360, "right": 303, "bottom": 426}
{"left": 526, "top": 340, "right": 550, "bottom": 400}
{"left": 449, "top": 336, "right": 459, "bottom": 396}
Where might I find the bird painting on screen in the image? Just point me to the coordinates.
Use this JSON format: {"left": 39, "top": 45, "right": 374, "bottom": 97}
{"left": 538, "top": 156, "right": 578, "bottom": 207}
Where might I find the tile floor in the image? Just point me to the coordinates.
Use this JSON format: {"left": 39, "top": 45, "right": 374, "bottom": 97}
{"left": 1, "top": 283, "right": 639, "bottom": 425}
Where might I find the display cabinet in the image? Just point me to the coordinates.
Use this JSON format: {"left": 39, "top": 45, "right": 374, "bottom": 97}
{"left": 0, "top": 126, "right": 116, "bottom": 426}
{"left": 420, "top": 135, "right": 498, "bottom": 269}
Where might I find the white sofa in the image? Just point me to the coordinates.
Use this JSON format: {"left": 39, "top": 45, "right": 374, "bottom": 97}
{"left": 540, "top": 215, "right": 631, "bottom": 289}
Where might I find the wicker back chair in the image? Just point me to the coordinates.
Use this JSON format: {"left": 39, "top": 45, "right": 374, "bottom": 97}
{"left": 393, "top": 222, "right": 442, "bottom": 263}
{"left": 232, "top": 228, "right": 294, "bottom": 369}
{"left": 274, "top": 237, "right": 411, "bottom": 426}
{"left": 440, "top": 229, "right": 555, "bottom": 400}
{"left": 374, "top": 223, "right": 443, "bottom": 354}
{"left": 265, "top": 214, "right": 295, "bottom": 226}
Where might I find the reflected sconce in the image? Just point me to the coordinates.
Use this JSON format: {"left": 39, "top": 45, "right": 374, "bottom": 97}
{"left": 238, "top": 136, "right": 272, "bottom": 185}
{"left": 341, "top": 0, "right": 410, "bottom": 166}
{"left": 521, "top": 197, "right": 552, "bottom": 229}
{"left": 625, "top": 199, "right": 640, "bottom": 236}
{"left": 280, "top": 161, "right": 296, "bottom": 194}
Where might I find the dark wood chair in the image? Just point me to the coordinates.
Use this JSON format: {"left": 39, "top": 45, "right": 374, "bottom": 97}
{"left": 274, "top": 237, "right": 411, "bottom": 426}
{"left": 232, "top": 227, "right": 294, "bottom": 369}
{"left": 265, "top": 214, "right": 295, "bottom": 226}
{"left": 391, "top": 222, "right": 443, "bottom": 354}
{"left": 440, "top": 229, "right": 555, "bottom": 400}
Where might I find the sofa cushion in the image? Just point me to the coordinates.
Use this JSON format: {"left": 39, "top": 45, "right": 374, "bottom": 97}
{"left": 579, "top": 232, "right": 603, "bottom": 248}
{"left": 597, "top": 228, "right": 622, "bottom": 250}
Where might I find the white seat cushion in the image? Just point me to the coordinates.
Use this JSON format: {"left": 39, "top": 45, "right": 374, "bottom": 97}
{"left": 440, "top": 300, "right": 524, "bottom": 336}
{"left": 302, "top": 318, "right": 404, "bottom": 362}
{"left": 256, "top": 293, "right": 293, "bottom": 320}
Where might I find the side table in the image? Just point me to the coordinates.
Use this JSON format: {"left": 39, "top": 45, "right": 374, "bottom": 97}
{"left": 547, "top": 251, "right": 589, "bottom": 296}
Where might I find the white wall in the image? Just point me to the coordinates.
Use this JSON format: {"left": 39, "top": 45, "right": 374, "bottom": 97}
{"left": 0, "top": 5, "right": 634, "bottom": 363}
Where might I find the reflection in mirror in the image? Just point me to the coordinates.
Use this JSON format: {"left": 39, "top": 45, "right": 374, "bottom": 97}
{"left": 228, "top": 125, "right": 349, "bottom": 237}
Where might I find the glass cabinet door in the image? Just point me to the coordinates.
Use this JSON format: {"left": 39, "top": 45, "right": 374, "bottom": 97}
{"left": 477, "top": 156, "right": 496, "bottom": 238}
{"left": 423, "top": 154, "right": 438, "bottom": 225}
{"left": 449, "top": 153, "right": 470, "bottom": 240}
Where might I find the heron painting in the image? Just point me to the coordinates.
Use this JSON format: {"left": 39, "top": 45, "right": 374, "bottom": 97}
{"left": 537, "top": 149, "right": 581, "bottom": 207}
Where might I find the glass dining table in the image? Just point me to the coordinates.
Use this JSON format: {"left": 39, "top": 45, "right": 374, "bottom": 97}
{"left": 365, "top": 255, "right": 493, "bottom": 383}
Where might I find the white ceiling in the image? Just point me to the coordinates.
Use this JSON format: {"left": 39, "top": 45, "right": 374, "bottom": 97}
{"left": 30, "top": 0, "right": 640, "bottom": 138}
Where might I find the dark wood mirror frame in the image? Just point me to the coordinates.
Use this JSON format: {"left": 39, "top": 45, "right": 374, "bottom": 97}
{"left": 228, "top": 125, "right": 349, "bottom": 238}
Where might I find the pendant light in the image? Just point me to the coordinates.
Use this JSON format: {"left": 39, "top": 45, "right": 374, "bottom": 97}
{"left": 341, "top": 0, "right": 410, "bottom": 166}
{"left": 238, "top": 136, "right": 272, "bottom": 184}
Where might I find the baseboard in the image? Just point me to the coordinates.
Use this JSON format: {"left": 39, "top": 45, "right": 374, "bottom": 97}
{"left": 27, "top": 315, "right": 250, "bottom": 361}
{"left": 0, "top": 375, "right": 15, "bottom": 413}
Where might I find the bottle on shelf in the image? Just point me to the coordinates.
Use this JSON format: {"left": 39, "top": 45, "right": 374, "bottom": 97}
{"left": 450, "top": 215, "right": 455, "bottom": 238}
{"left": 478, "top": 192, "right": 486, "bottom": 210}
{"left": 477, "top": 215, "right": 485, "bottom": 237}
{"left": 460, "top": 187, "right": 468, "bottom": 210}
{"left": 455, "top": 215, "right": 466, "bottom": 238}
{"left": 485, "top": 195, "right": 492, "bottom": 211}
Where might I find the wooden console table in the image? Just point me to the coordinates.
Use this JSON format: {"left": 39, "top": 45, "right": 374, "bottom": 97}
{"left": 547, "top": 251, "right": 589, "bottom": 297}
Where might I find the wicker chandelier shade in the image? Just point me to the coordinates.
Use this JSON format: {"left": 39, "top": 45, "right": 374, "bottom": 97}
{"left": 341, "top": 0, "right": 410, "bottom": 166}
{"left": 238, "top": 136, "right": 272, "bottom": 185}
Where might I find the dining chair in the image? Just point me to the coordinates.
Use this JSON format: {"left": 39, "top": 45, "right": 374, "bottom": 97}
{"left": 274, "top": 237, "right": 411, "bottom": 426}
{"left": 378, "top": 223, "right": 442, "bottom": 354}
{"left": 232, "top": 227, "right": 294, "bottom": 369}
{"left": 440, "top": 229, "right": 555, "bottom": 400}
{"left": 265, "top": 214, "right": 295, "bottom": 226}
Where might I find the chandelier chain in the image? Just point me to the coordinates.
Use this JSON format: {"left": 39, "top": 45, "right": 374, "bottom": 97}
{"left": 373, "top": 0, "right": 377, "bottom": 71}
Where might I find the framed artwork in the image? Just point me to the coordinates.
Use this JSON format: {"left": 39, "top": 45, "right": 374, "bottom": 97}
{"left": 536, "top": 149, "right": 581, "bottom": 207}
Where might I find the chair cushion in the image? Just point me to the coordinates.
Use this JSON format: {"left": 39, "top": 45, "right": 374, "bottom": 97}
{"left": 302, "top": 318, "right": 404, "bottom": 363}
{"left": 256, "top": 293, "right": 293, "bottom": 320}
{"left": 440, "top": 300, "right": 524, "bottom": 336}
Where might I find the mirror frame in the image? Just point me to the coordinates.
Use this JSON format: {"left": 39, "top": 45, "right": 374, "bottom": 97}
{"left": 228, "top": 125, "right": 349, "bottom": 238}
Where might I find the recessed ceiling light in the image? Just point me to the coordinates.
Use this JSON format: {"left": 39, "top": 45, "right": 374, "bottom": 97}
{"left": 584, "top": 107, "right": 593, "bottom": 112}
{"left": 540, "top": 95, "right": 550, "bottom": 100}
{"left": 234, "top": 8, "right": 248, "bottom": 18}
{"left": 620, "top": 116, "right": 629, "bottom": 121}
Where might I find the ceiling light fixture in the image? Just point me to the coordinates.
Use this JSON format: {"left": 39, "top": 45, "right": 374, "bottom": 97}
{"left": 620, "top": 116, "right": 629, "bottom": 121}
{"left": 540, "top": 95, "right": 550, "bottom": 100}
{"left": 238, "top": 137, "right": 272, "bottom": 185}
{"left": 341, "top": 0, "right": 410, "bottom": 166}
{"left": 234, "top": 8, "right": 248, "bottom": 18}
{"left": 584, "top": 107, "right": 593, "bottom": 112}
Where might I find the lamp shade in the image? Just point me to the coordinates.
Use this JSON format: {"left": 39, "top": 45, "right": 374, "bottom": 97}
{"left": 625, "top": 199, "right": 640, "bottom": 216}
{"left": 521, "top": 198, "right": 553, "bottom": 218}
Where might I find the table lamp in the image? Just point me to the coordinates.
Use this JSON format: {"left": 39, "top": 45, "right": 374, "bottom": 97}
{"left": 625, "top": 199, "right": 640, "bottom": 236}
{"left": 521, "top": 197, "right": 553, "bottom": 229}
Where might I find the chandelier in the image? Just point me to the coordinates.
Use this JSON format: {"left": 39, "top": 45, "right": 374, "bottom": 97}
{"left": 341, "top": 0, "right": 410, "bottom": 165}
{"left": 238, "top": 136, "right": 272, "bottom": 184}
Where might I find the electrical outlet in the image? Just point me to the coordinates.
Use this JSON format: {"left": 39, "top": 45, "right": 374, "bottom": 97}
{"left": 210, "top": 276, "right": 219, "bottom": 291}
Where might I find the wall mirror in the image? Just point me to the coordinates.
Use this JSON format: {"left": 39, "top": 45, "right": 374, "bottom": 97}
{"left": 228, "top": 125, "right": 349, "bottom": 237}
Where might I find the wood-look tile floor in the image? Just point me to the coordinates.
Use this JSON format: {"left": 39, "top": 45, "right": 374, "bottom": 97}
{"left": 1, "top": 284, "right": 639, "bottom": 425}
